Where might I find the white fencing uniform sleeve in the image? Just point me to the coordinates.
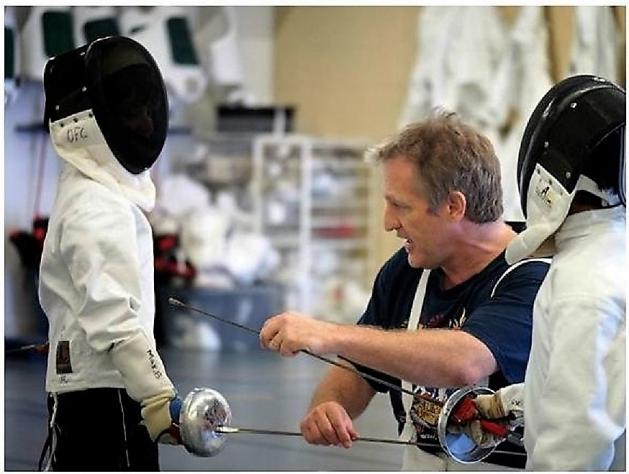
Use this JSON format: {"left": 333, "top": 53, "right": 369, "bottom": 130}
{"left": 109, "top": 331, "right": 178, "bottom": 441}
{"left": 527, "top": 296, "right": 625, "bottom": 470}
{"left": 60, "top": 201, "right": 177, "bottom": 441}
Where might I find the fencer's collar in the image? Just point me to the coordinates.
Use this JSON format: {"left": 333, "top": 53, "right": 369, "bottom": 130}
{"left": 554, "top": 205, "right": 626, "bottom": 249}
{"left": 506, "top": 163, "right": 617, "bottom": 264}
{"left": 49, "top": 109, "right": 156, "bottom": 212}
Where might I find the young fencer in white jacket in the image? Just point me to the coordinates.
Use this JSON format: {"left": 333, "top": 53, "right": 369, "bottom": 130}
{"left": 466, "top": 75, "right": 626, "bottom": 471}
{"left": 38, "top": 36, "right": 184, "bottom": 470}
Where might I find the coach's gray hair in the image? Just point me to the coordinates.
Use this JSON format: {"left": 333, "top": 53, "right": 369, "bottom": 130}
{"left": 365, "top": 111, "right": 503, "bottom": 223}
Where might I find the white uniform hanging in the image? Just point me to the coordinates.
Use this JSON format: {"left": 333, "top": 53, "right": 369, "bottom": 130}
{"left": 569, "top": 6, "right": 619, "bottom": 82}
{"left": 398, "top": 6, "right": 507, "bottom": 148}
{"left": 489, "top": 6, "right": 554, "bottom": 222}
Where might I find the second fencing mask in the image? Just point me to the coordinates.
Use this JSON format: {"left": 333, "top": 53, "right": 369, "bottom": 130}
{"left": 44, "top": 35, "right": 168, "bottom": 174}
{"left": 506, "top": 74, "right": 626, "bottom": 264}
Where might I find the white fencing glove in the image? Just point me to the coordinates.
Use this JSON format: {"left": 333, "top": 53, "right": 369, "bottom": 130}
{"left": 449, "top": 384, "right": 524, "bottom": 448}
{"left": 474, "top": 383, "right": 524, "bottom": 420}
{"left": 448, "top": 420, "right": 503, "bottom": 448}
{"left": 142, "top": 392, "right": 183, "bottom": 444}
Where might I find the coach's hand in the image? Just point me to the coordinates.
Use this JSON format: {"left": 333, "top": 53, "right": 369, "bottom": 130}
{"left": 300, "top": 401, "right": 360, "bottom": 449}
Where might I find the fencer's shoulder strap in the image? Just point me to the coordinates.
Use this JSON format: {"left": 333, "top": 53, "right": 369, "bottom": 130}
{"left": 407, "top": 269, "right": 431, "bottom": 332}
{"left": 490, "top": 258, "right": 551, "bottom": 298}
{"left": 401, "top": 269, "right": 431, "bottom": 418}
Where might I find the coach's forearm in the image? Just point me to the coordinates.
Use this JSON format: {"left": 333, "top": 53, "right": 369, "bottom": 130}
{"left": 309, "top": 365, "right": 376, "bottom": 419}
{"left": 333, "top": 324, "right": 497, "bottom": 388}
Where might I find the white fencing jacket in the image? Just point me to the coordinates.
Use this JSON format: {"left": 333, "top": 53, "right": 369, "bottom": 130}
{"left": 40, "top": 111, "right": 175, "bottom": 404}
{"left": 522, "top": 206, "right": 626, "bottom": 470}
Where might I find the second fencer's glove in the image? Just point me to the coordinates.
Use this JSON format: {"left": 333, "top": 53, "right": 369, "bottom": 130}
{"left": 474, "top": 384, "right": 524, "bottom": 420}
{"left": 449, "top": 396, "right": 503, "bottom": 448}
{"left": 473, "top": 392, "right": 507, "bottom": 419}
{"left": 449, "top": 384, "right": 524, "bottom": 448}
{"left": 142, "top": 392, "right": 183, "bottom": 444}
{"left": 448, "top": 419, "right": 503, "bottom": 448}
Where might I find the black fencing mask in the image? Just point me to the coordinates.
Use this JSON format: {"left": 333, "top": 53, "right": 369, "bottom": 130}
{"left": 44, "top": 36, "right": 168, "bottom": 174}
{"left": 506, "top": 75, "right": 625, "bottom": 264}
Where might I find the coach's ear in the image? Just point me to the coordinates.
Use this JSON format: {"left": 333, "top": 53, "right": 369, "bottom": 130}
{"left": 444, "top": 191, "right": 466, "bottom": 222}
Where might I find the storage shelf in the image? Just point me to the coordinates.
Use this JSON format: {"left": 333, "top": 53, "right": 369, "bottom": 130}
{"left": 252, "top": 134, "right": 373, "bottom": 314}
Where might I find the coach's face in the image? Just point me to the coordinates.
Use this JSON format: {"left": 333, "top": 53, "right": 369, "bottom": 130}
{"left": 381, "top": 155, "right": 458, "bottom": 269}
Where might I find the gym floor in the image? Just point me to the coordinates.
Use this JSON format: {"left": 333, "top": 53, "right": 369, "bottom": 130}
{"left": 5, "top": 347, "right": 403, "bottom": 471}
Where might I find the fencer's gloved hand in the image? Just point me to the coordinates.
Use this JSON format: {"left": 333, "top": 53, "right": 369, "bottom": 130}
{"left": 472, "top": 392, "right": 507, "bottom": 419}
{"left": 474, "top": 384, "right": 524, "bottom": 420}
{"left": 142, "top": 392, "right": 183, "bottom": 445}
{"left": 108, "top": 331, "right": 182, "bottom": 444}
{"left": 449, "top": 385, "right": 525, "bottom": 448}
{"left": 448, "top": 420, "right": 503, "bottom": 449}
{"left": 448, "top": 396, "right": 503, "bottom": 448}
